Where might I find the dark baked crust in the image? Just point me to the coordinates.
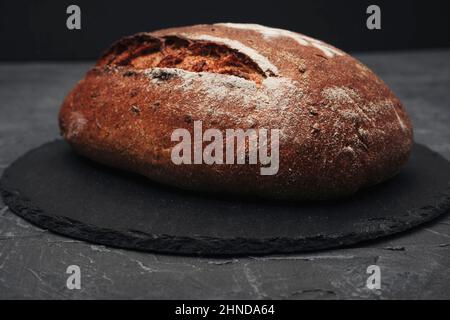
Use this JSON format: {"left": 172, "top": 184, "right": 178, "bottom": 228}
{"left": 59, "top": 23, "right": 413, "bottom": 200}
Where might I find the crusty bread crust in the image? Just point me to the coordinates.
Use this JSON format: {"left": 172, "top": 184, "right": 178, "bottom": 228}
{"left": 59, "top": 23, "right": 413, "bottom": 200}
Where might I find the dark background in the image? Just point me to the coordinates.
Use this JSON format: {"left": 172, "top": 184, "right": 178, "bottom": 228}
{"left": 1, "top": 0, "right": 450, "bottom": 60}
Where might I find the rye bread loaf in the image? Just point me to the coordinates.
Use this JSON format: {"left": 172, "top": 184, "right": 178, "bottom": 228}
{"left": 59, "top": 23, "right": 413, "bottom": 200}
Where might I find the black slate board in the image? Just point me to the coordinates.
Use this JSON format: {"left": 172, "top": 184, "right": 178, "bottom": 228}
{"left": 1, "top": 140, "right": 450, "bottom": 256}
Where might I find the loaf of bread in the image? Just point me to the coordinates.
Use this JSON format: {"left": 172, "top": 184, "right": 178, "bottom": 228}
{"left": 59, "top": 23, "right": 413, "bottom": 200}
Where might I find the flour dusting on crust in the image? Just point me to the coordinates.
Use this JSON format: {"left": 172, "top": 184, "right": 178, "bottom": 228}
{"left": 145, "top": 67, "right": 301, "bottom": 110}
{"left": 216, "top": 23, "right": 344, "bottom": 58}
{"left": 322, "top": 86, "right": 357, "bottom": 104}
{"left": 65, "top": 111, "right": 87, "bottom": 139}
{"left": 392, "top": 106, "right": 407, "bottom": 132}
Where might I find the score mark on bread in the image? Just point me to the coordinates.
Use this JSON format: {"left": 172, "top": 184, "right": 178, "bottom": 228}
{"left": 97, "top": 33, "right": 278, "bottom": 84}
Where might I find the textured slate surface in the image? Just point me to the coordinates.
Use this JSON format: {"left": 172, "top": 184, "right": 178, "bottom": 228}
{"left": 1, "top": 141, "right": 449, "bottom": 256}
{"left": 0, "top": 50, "right": 449, "bottom": 299}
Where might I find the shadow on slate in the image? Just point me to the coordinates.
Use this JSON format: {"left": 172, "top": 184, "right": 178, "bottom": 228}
{"left": 1, "top": 140, "right": 450, "bottom": 257}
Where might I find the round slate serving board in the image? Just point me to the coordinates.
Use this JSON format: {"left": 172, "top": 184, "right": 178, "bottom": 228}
{"left": 1, "top": 140, "right": 450, "bottom": 256}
